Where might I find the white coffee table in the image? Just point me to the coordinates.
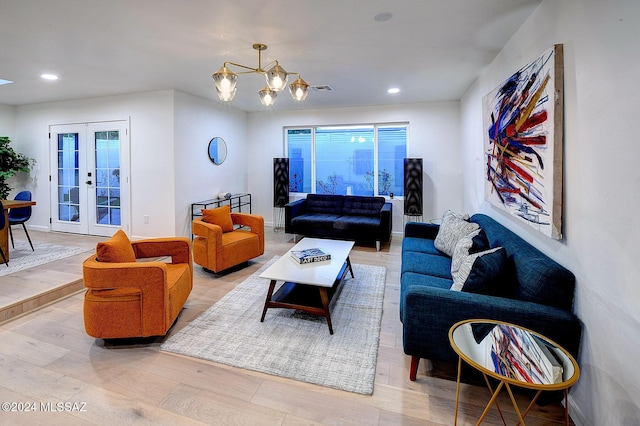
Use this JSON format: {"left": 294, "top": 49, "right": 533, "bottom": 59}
{"left": 259, "top": 238, "right": 355, "bottom": 334}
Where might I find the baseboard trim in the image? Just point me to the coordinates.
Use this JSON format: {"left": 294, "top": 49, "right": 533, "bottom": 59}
{"left": 567, "top": 393, "right": 588, "bottom": 426}
{"left": 25, "top": 224, "right": 50, "bottom": 233}
{"left": 0, "top": 279, "right": 85, "bottom": 325}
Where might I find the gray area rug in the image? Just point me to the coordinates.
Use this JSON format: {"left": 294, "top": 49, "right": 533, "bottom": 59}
{"left": 0, "top": 240, "right": 90, "bottom": 276}
{"left": 161, "top": 257, "right": 386, "bottom": 394}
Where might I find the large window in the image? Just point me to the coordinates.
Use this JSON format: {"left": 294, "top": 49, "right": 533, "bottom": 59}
{"left": 286, "top": 124, "right": 408, "bottom": 197}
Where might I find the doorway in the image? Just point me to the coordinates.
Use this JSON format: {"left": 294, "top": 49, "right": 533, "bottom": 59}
{"left": 49, "top": 121, "right": 130, "bottom": 237}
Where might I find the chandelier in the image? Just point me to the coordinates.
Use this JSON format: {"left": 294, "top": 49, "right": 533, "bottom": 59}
{"left": 212, "top": 43, "right": 310, "bottom": 106}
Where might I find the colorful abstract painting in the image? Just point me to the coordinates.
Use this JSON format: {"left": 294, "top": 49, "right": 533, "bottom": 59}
{"left": 483, "top": 45, "right": 564, "bottom": 239}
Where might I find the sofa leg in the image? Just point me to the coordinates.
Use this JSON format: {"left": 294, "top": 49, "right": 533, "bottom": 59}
{"left": 376, "top": 240, "right": 381, "bottom": 251}
{"left": 410, "top": 356, "right": 419, "bottom": 381}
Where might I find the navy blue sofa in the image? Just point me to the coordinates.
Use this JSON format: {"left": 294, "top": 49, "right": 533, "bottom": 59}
{"left": 400, "top": 213, "right": 581, "bottom": 380}
{"left": 284, "top": 194, "right": 392, "bottom": 250}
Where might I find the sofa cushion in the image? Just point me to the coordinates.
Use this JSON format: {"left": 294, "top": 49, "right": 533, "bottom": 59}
{"left": 402, "top": 251, "right": 452, "bottom": 279}
{"left": 291, "top": 213, "right": 342, "bottom": 230}
{"left": 342, "top": 196, "right": 385, "bottom": 216}
{"left": 451, "top": 247, "right": 503, "bottom": 291}
{"left": 333, "top": 215, "right": 381, "bottom": 233}
{"left": 96, "top": 230, "right": 136, "bottom": 263}
{"left": 401, "top": 271, "right": 454, "bottom": 291}
{"left": 402, "top": 237, "right": 441, "bottom": 255}
{"left": 434, "top": 210, "right": 479, "bottom": 256}
{"left": 202, "top": 205, "right": 234, "bottom": 232}
{"left": 305, "top": 194, "right": 344, "bottom": 214}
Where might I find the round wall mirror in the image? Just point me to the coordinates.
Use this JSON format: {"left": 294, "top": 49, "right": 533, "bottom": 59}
{"left": 208, "top": 137, "right": 228, "bottom": 165}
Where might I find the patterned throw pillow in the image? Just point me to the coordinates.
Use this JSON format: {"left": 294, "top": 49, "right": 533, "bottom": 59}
{"left": 450, "top": 229, "right": 481, "bottom": 277}
{"left": 434, "top": 210, "right": 479, "bottom": 256}
{"left": 450, "top": 247, "right": 504, "bottom": 292}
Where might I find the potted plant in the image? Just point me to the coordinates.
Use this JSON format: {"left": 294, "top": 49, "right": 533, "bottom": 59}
{"left": 0, "top": 136, "right": 34, "bottom": 199}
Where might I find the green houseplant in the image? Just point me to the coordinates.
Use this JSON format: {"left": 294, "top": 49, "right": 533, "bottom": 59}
{"left": 0, "top": 136, "right": 33, "bottom": 199}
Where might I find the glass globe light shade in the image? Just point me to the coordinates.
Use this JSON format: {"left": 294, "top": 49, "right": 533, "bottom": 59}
{"left": 265, "top": 64, "right": 288, "bottom": 92}
{"left": 212, "top": 66, "right": 238, "bottom": 97}
{"left": 259, "top": 86, "right": 277, "bottom": 106}
{"left": 216, "top": 87, "right": 236, "bottom": 102}
{"left": 289, "top": 76, "right": 310, "bottom": 101}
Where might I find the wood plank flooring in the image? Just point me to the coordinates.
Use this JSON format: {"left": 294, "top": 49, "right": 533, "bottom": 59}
{"left": 0, "top": 229, "right": 574, "bottom": 425}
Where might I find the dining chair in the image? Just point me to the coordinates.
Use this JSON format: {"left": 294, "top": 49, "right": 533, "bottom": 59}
{"left": 8, "top": 190, "right": 34, "bottom": 251}
{"left": 0, "top": 200, "right": 8, "bottom": 266}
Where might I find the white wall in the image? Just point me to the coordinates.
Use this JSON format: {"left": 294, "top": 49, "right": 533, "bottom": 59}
{"left": 0, "top": 104, "right": 16, "bottom": 138}
{"left": 460, "top": 1, "right": 640, "bottom": 424}
{"left": 246, "top": 102, "right": 462, "bottom": 234}
{"left": 13, "top": 91, "right": 176, "bottom": 238}
{"left": 173, "top": 92, "right": 248, "bottom": 237}
{"left": 9, "top": 90, "right": 250, "bottom": 240}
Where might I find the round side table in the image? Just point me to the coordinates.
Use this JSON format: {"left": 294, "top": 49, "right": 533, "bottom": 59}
{"left": 448, "top": 319, "right": 579, "bottom": 425}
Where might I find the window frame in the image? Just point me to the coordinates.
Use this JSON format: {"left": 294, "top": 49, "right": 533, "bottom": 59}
{"left": 284, "top": 122, "right": 409, "bottom": 197}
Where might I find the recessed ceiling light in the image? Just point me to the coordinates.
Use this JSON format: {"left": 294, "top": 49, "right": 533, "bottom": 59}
{"left": 41, "top": 73, "right": 59, "bottom": 80}
{"left": 374, "top": 12, "right": 393, "bottom": 22}
{"left": 0, "top": 78, "right": 13, "bottom": 86}
{"left": 388, "top": 87, "right": 400, "bottom": 94}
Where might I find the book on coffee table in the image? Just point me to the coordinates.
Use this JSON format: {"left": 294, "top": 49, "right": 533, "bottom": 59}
{"left": 290, "top": 247, "right": 331, "bottom": 264}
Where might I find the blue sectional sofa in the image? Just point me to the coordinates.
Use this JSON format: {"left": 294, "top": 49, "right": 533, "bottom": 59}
{"left": 400, "top": 213, "right": 581, "bottom": 381}
{"left": 284, "top": 194, "right": 392, "bottom": 250}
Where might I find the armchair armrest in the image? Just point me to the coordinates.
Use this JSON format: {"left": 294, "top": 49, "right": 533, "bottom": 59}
{"left": 82, "top": 256, "right": 172, "bottom": 333}
{"left": 192, "top": 218, "right": 223, "bottom": 240}
{"left": 83, "top": 258, "right": 169, "bottom": 289}
{"left": 192, "top": 218, "right": 224, "bottom": 266}
{"left": 132, "top": 237, "right": 192, "bottom": 266}
{"left": 231, "top": 212, "right": 264, "bottom": 230}
{"left": 231, "top": 213, "right": 265, "bottom": 251}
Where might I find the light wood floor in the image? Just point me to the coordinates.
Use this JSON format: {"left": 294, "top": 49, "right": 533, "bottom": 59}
{"left": 0, "top": 229, "right": 574, "bottom": 425}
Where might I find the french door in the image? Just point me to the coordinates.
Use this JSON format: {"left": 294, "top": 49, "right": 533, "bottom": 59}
{"left": 49, "top": 121, "right": 130, "bottom": 237}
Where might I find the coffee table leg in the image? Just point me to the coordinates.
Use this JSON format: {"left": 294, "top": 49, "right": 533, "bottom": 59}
{"left": 261, "top": 280, "right": 277, "bottom": 322}
{"left": 346, "top": 256, "right": 354, "bottom": 278}
{"left": 319, "top": 287, "right": 334, "bottom": 335}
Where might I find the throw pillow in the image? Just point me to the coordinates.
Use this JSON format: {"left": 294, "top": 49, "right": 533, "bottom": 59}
{"left": 96, "top": 229, "right": 136, "bottom": 263}
{"left": 450, "top": 247, "right": 507, "bottom": 294}
{"left": 450, "top": 247, "right": 503, "bottom": 291}
{"left": 469, "top": 229, "right": 490, "bottom": 254}
{"left": 450, "top": 229, "right": 481, "bottom": 277}
{"left": 462, "top": 247, "right": 509, "bottom": 296}
{"left": 434, "top": 210, "right": 479, "bottom": 256}
{"left": 447, "top": 210, "right": 470, "bottom": 221}
{"left": 202, "top": 205, "right": 234, "bottom": 232}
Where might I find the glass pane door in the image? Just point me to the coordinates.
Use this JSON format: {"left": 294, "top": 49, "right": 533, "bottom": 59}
{"left": 57, "top": 133, "right": 81, "bottom": 223}
{"left": 94, "top": 131, "right": 121, "bottom": 227}
{"left": 50, "top": 121, "right": 129, "bottom": 237}
{"left": 50, "top": 124, "right": 88, "bottom": 234}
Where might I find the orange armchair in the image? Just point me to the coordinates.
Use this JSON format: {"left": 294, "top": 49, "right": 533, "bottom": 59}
{"left": 192, "top": 211, "right": 264, "bottom": 273}
{"left": 82, "top": 230, "right": 193, "bottom": 339}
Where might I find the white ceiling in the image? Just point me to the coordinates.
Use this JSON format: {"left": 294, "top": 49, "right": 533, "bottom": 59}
{"left": 0, "top": 0, "right": 541, "bottom": 112}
